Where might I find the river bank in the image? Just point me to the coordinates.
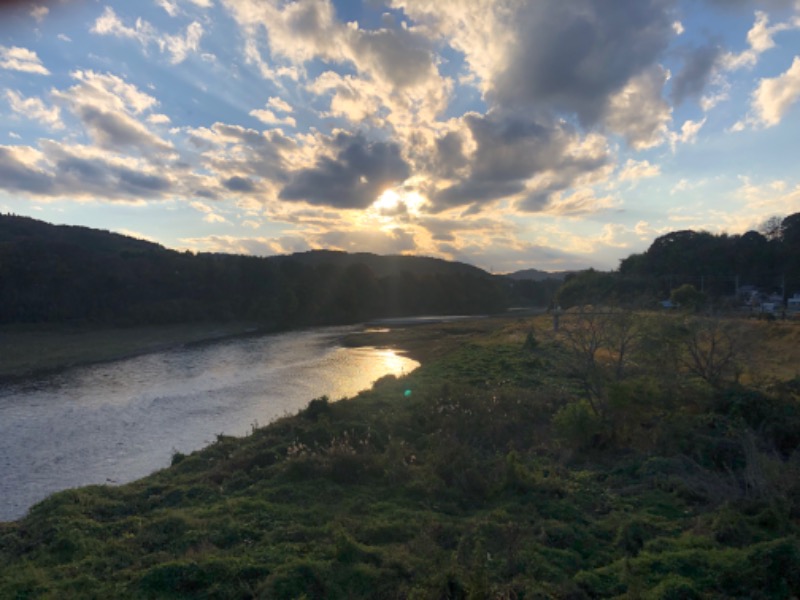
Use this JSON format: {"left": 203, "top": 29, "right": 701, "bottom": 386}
{"left": 1, "top": 312, "right": 798, "bottom": 598}
{"left": 0, "top": 326, "right": 418, "bottom": 521}
{"left": 0, "top": 321, "right": 265, "bottom": 382}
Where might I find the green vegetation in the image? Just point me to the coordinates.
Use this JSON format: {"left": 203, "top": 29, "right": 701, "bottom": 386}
{"left": 0, "top": 214, "right": 511, "bottom": 327}
{"left": 556, "top": 212, "right": 800, "bottom": 308}
{"left": 2, "top": 314, "right": 799, "bottom": 598}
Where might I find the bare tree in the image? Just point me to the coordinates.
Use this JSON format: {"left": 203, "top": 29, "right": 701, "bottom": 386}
{"left": 681, "top": 317, "right": 740, "bottom": 388}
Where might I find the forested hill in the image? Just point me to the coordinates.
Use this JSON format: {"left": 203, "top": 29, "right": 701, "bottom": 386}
{"left": 0, "top": 214, "right": 512, "bottom": 327}
{"left": 556, "top": 212, "right": 800, "bottom": 308}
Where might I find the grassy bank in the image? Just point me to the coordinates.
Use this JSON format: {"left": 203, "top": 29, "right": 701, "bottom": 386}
{"left": 0, "top": 322, "right": 262, "bottom": 381}
{"left": 1, "top": 313, "right": 799, "bottom": 598}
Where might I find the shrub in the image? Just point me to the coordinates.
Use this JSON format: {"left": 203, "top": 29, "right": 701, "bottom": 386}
{"left": 552, "top": 400, "right": 603, "bottom": 450}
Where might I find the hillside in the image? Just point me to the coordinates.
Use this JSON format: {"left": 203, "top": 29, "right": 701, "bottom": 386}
{"left": 0, "top": 215, "right": 513, "bottom": 327}
{"left": 505, "top": 268, "right": 570, "bottom": 281}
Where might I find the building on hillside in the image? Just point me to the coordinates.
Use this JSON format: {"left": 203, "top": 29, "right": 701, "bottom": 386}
{"left": 788, "top": 293, "right": 800, "bottom": 314}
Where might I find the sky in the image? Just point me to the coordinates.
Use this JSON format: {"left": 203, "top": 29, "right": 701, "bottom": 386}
{"left": 1, "top": 0, "right": 800, "bottom": 273}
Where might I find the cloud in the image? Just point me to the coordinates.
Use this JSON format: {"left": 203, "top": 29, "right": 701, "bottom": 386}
{"left": 318, "top": 227, "right": 417, "bottom": 254}
{"left": 147, "top": 113, "right": 172, "bottom": 125}
{"left": 669, "top": 117, "right": 706, "bottom": 149}
{"left": 30, "top": 5, "right": 48, "bottom": 23}
{"left": 0, "top": 45, "right": 50, "bottom": 75}
{"left": 5, "top": 90, "right": 63, "bottom": 129}
{"left": 738, "top": 176, "right": 800, "bottom": 215}
{"left": 249, "top": 106, "right": 297, "bottom": 128}
{"left": 0, "top": 145, "right": 53, "bottom": 195}
{"left": 185, "top": 122, "right": 295, "bottom": 194}
{"left": 619, "top": 158, "right": 661, "bottom": 182}
{"left": 180, "top": 234, "right": 310, "bottom": 256}
{"left": 223, "top": 176, "right": 256, "bottom": 192}
{"left": 432, "top": 112, "right": 611, "bottom": 212}
{"left": 190, "top": 200, "right": 228, "bottom": 223}
{"left": 222, "top": 0, "right": 450, "bottom": 134}
{"left": 671, "top": 44, "right": 723, "bottom": 105}
{"left": 51, "top": 71, "right": 173, "bottom": 155}
{"left": 267, "top": 97, "right": 293, "bottom": 113}
{"left": 603, "top": 66, "right": 672, "bottom": 150}
{"left": 486, "top": 0, "right": 675, "bottom": 125}
{"left": 280, "top": 132, "right": 411, "bottom": 209}
{"left": 91, "top": 6, "right": 204, "bottom": 65}
{"left": 0, "top": 141, "right": 174, "bottom": 202}
{"left": 721, "top": 10, "right": 799, "bottom": 71}
{"left": 750, "top": 55, "right": 800, "bottom": 127}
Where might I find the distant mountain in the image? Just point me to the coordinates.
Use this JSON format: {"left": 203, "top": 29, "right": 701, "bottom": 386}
{"left": 0, "top": 214, "right": 512, "bottom": 326}
{"left": 505, "top": 268, "right": 570, "bottom": 281}
{"left": 272, "top": 249, "right": 494, "bottom": 280}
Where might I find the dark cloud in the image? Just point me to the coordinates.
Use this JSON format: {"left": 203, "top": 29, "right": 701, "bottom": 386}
{"left": 671, "top": 43, "right": 722, "bottom": 105}
{"left": 431, "top": 113, "right": 610, "bottom": 211}
{"left": 196, "top": 124, "right": 293, "bottom": 184}
{"left": 351, "top": 26, "right": 433, "bottom": 88}
{"left": 0, "top": 147, "right": 54, "bottom": 194}
{"left": 0, "top": 143, "right": 172, "bottom": 201}
{"left": 54, "top": 154, "right": 172, "bottom": 197}
{"left": 433, "top": 131, "right": 468, "bottom": 178}
{"left": 280, "top": 132, "right": 410, "bottom": 209}
{"left": 116, "top": 167, "right": 171, "bottom": 193}
{"left": 223, "top": 175, "right": 255, "bottom": 192}
{"left": 74, "top": 105, "right": 172, "bottom": 154}
{"left": 491, "top": 0, "right": 675, "bottom": 124}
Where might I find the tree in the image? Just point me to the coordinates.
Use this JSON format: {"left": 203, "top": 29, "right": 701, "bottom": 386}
{"left": 670, "top": 284, "right": 706, "bottom": 312}
{"left": 681, "top": 317, "right": 741, "bottom": 388}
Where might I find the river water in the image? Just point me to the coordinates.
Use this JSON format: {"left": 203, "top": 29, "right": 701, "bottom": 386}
{"left": 0, "top": 326, "right": 418, "bottom": 522}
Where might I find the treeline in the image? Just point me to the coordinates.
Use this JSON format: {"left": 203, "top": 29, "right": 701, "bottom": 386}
{"left": 557, "top": 212, "right": 800, "bottom": 308}
{"left": 0, "top": 215, "right": 511, "bottom": 327}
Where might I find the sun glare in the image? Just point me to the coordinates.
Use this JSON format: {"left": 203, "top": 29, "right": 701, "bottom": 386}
{"left": 370, "top": 188, "right": 427, "bottom": 220}
{"left": 373, "top": 189, "right": 402, "bottom": 213}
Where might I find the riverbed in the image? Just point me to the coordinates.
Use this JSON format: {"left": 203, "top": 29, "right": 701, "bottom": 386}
{"left": 0, "top": 326, "right": 418, "bottom": 521}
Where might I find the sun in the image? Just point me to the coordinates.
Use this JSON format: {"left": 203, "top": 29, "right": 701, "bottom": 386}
{"left": 371, "top": 188, "right": 427, "bottom": 218}
{"left": 373, "top": 189, "right": 402, "bottom": 213}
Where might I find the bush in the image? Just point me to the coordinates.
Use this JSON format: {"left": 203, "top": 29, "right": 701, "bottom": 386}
{"left": 553, "top": 400, "right": 602, "bottom": 450}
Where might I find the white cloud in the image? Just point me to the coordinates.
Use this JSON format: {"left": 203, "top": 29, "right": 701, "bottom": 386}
{"left": 147, "top": 113, "right": 172, "bottom": 125}
{"left": 618, "top": 158, "right": 660, "bottom": 182}
{"left": 57, "top": 34, "right": 72, "bottom": 43}
{"left": 0, "top": 46, "right": 50, "bottom": 75}
{"left": 51, "top": 71, "right": 173, "bottom": 155}
{"left": 5, "top": 90, "right": 63, "bottom": 130}
{"left": 738, "top": 176, "right": 800, "bottom": 215}
{"left": 751, "top": 55, "right": 800, "bottom": 126}
{"left": 267, "top": 96, "right": 293, "bottom": 113}
{"left": 668, "top": 117, "right": 706, "bottom": 150}
{"left": 161, "top": 22, "right": 204, "bottom": 64}
{"left": 91, "top": 6, "right": 204, "bottom": 64}
{"left": 30, "top": 5, "right": 49, "bottom": 23}
{"left": 249, "top": 107, "right": 297, "bottom": 127}
{"left": 722, "top": 11, "right": 799, "bottom": 71}
{"left": 156, "top": 0, "right": 181, "bottom": 17}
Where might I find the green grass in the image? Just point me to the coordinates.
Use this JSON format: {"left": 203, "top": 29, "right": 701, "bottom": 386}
{"left": 1, "top": 314, "right": 799, "bottom": 598}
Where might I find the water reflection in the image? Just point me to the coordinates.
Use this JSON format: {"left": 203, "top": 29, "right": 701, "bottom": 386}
{"left": 0, "top": 326, "right": 418, "bottom": 521}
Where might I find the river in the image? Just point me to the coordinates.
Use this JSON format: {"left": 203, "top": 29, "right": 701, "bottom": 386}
{"left": 0, "top": 326, "right": 418, "bottom": 522}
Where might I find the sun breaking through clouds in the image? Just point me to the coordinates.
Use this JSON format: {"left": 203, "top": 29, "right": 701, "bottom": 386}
{"left": 1, "top": 0, "right": 800, "bottom": 272}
